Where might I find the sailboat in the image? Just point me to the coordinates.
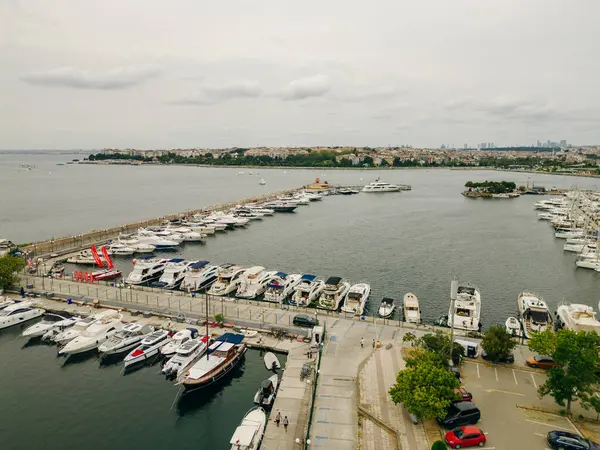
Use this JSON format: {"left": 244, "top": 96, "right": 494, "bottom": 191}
{"left": 91, "top": 245, "right": 122, "bottom": 280}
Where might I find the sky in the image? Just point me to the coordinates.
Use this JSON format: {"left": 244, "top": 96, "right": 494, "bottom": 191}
{"left": 1, "top": 0, "right": 600, "bottom": 149}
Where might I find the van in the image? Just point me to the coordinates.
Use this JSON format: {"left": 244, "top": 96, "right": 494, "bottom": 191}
{"left": 437, "top": 401, "right": 481, "bottom": 429}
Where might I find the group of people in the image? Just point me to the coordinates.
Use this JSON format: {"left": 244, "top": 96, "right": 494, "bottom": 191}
{"left": 360, "top": 337, "right": 377, "bottom": 349}
{"left": 274, "top": 411, "right": 289, "bottom": 431}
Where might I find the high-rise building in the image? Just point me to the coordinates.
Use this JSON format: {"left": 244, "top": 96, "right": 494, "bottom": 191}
{"left": 464, "top": 144, "right": 468, "bottom": 150}
{"left": 560, "top": 140, "right": 567, "bottom": 147}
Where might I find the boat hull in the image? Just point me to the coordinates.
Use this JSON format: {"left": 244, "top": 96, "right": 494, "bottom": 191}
{"left": 182, "top": 346, "right": 246, "bottom": 391}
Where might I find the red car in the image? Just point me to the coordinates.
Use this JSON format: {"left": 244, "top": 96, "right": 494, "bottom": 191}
{"left": 445, "top": 426, "right": 486, "bottom": 448}
{"left": 452, "top": 388, "right": 473, "bottom": 403}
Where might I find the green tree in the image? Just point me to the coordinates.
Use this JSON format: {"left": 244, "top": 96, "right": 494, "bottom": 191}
{"left": 363, "top": 156, "right": 374, "bottom": 166}
{"left": 380, "top": 159, "right": 390, "bottom": 167}
{"left": 481, "top": 325, "right": 517, "bottom": 361}
{"left": 431, "top": 441, "right": 447, "bottom": 450}
{"left": 414, "top": 331, "right": 465, "bottom": 366}
{"left": 389, "top": 349, "right": 460, "bottom": 421}
{"left": 529, "top": 329, "right": 600, "bottom": 414}
{"left": 0, "top": 255, "right": 26, "bottom": 291}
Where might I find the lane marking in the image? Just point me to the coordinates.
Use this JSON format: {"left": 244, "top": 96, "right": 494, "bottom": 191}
{"left": 494, "top": 367, "right": 498, "bottom": 381}
{"left": 534, "top": 433, "right": 546, "bottom": 437}
{"left": 513, "top": 369, "right": 518, "bottom": 385}
{"left": 531, "top": 373, "right": 537, "bottom": 389}
{"left": 485, "top": 389, "right": 525, "bottom": 396}
{"left": 476, "top": 363, "right": 480, "bottom": 378}
{"left": 525, "top": 420, "right": 574, "bottom": 431}
{"left": 565, "top": 416, "right": 579, "bottom": 434}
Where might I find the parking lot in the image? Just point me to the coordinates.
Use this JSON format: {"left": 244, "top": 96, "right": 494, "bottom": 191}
{"left": 458, "top": 360, "right": 582, "bottom": 449}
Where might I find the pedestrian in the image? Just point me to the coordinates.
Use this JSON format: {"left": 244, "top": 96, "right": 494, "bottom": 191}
{"left": 283, "top": 415, "right": 289, "bottom": 432}
{"left": 372, "top": 338, "right": 376, "bottom": 349}
{"left": 360, "top": 337, "right": 364, "bottom": 348}
{"left": 275, "top": 411, "right": 281, "bottom": 427}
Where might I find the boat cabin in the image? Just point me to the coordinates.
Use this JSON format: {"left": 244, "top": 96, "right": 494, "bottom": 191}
{"left": 324, "top": 276, "right": 342, "bottom": 289}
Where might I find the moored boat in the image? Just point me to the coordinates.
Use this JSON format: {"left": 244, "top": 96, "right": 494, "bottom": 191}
{"left": 98, "top": 323, "right": 154, "bottom": 355}
{"left": 263, "top": 272, "right": 302, "bottom": 304}
{"left": 505, "top": 316, "right": 523, "bottom": 337}
{"left": 449, "top": 283, "right": 482, "bottom": 332}
{"left": 403, "top": 293, "right": 420, "bottom": 324}
{"left": 123, "top": 329, "right": 171, "bottom": 368}
{"left": 263, "top": 352, "right": 281, "bottom": 371}
{"left": 341, "top": 283, "right": 370, "bottom": 315}
{"left": 290, "top": 274, "right": 325, "bottom": 306}
{"left": 0, "top": 301, "right": 44, "bottom": 330}
{"left": 517, "top": 291, "right": 552, "bottom": 339}
{"left": 378, "top": 297, "right": 395, "bottom": 319}
{"left": 253, "top": 374, "right": 278, "bottom": 407}
{"left": 556, "top": 303, "right": 600, "bottom": 334}
{"left": 162, "top": 335, "right": 209, "bottom": 378}
{"left": 317, "top": 276, "right": 350, "bottom": 311}
{"left": 160, "top": 327, "right": 197, "bottom": 357}
{"left": 229, "top": 406, "right": 267, "bottom": 450}
{"left": 22, "top": 313, "right": 76, "bottom": 338}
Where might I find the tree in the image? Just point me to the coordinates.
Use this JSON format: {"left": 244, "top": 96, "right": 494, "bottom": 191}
{"left": 431, "top": 441, "right": 447, "bottom": 450}
{"left": 389, "top": 349, "right": 460, "bottom": 421}
{"left": 481, "top": 325, "right": 517, "bottom": 361}
{"left": 380, "top": 159, "right": 390, "bottom": 167}
{"left": 407, "top": 331, "right": 465, "bottom": 366}
{"left": 0, "top": 255, "right": 26, "bottom": 291}
{"left": 363, "top": 156, "right": 374, "bottom": 166}
{"left": 529, "top": 329, "right": 600, "bottom": 414}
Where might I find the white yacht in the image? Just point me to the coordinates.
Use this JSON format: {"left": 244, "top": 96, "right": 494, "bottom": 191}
{"left": 362, "top": 178, "right": 401, "bottom": 192}
{"left": 517, "top": 291, "right": 552, "bottom": 339}
{"left": 160, "top": 328, "right": 197, "bottom": 357}
{"left": 135, "top": 230, "right": 180, "bottom": 250}
{"left": 554, "top": 227, "right": 585, "bottom": 239}
{"left": 318, "top": 276, "right": 351, "bottom": 311}
{"left": 98, "top": 323, "right": 154, "bottom": 355}
{"left": 449, "top": 284, "right": 482, "bottom": 332}
{"left": 0, "top": 296, "right": 15, "bottom": 310}
{"left": 109, "top": 242, "right": 135, "bottom": 256}
{"left": 403, "top": 293, "right": 421, "bottom": 324}
{"left": 150, "top": 258, "right": 194, "bottom": 289}
{"left": 290, "top": 274, "right": 325, "bottom": 306}
{"left": 556, "top": 303, "right": 600, "bottom": 334}
{"left": 59, "top": 314, "right": 123, "bottom": 356}
{"left": 576, "top": 253, "right": 600, "bottom": 270}
{"left": 378, "top": 298, "right": 396, "bottom": 319}
{"left": 125, "top": 257, "right": 167, "bottom": 285}
{"left": 0, "top": 301, "right": 44, "bottom": 330}
{"left": 237, "top": 268, "right": 278, "bottom": 299}
{"left": 505, "top": 316, "right": 523, "bottom": 337}
{"left": 229, "top": 407, "right": 267, "bottom": 450}
{"left": 208, "top": 264, "right": 247, "bottom": 296}
{"left": 180, "top": 261, "right": 220, "bottom": 292}
{"left": 22, "top": 313, "right": 76, "bottom": 338}
{"left": 341, "top": 283, "right": 370, "bottom": 315}
{"left": 253, "top": 374, "right": 278, "bottom": 408}
{"left": 53, "top": 312, "right": 115, "bottom": 346}
{"left": 185, "top": 222, "right": 217, "bottom": 235}
{"left": 246, "top": 206, "right": 275, "bottom": 216}
{"left": 263, "top": 273, "right": 302, "bottom": 304}
{"left": 162, "top": 336, "right": 209, "bottom": 378}
{"left": 123, "top": 329, "right": 171, "bottom": 368}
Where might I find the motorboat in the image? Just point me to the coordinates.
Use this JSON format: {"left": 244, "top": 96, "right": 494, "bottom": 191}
{"left": 180, "top": 333, "right": 246, "bottom": 390}
{"left": 160, "top": 327, "right": 198, "bottom": 357}
{"left": 0, "top": 296, "right": 15, "bottom": 310}
{"left": 341, "top": 283, "right": 371, "bottom": 316}
{"left": 554, "top": 227, "right": 585, "bottom": 239}
{"left": 0, "top": 301, "right": 44, "bottom": 330}
{"left": 259, "top": 178, "right": 266, "bottom": 186}
{"left": 263, "top": 352, "right": 281, "bottom": 370}
{"left": 449, "top": 284, "right": 482, "bottom": 332}
{"left": 125, "top": 256, "right": 167, "bottom": 285}
{"left": 123, "top": 329, "right": 171, "bottom": 368}
{"left": 98, "top": 323, "right": 154, "bottom": 355}
{"left": 263, "top": 273, "right": 302, "bottom": 304}
{"left": 556, "top": 303, "right": 600, "bottom": 333}
{"left": 263, "top": 201, "right": 297, "bottom": 212}
{"left": 246, "top": 206, "right": 275, "bottom": 216}
{"left": 22, "top": 313, "right": 76, "bottom": 338}
{"left": 318, "top": 276, "right": 351, "bottom": 311}
{"left": 378, "top": 298, "right": 396, "bottom": 319}
{"left": 301, "top": 191, "right": 323, "bottom": 201}
{"left": 517, "top": 291, "right": 552, "bottom": 339}
{"left": 66, "top": 250, "right": 107, "bottom": 265}
{"left": 109, "top": 242, "right": 135, "bottom": 256}
{"left": 53, "top": 311, "right": 117, "bottom": 346}
{"left": 42, "top": 319, "right": 78, "bottom": 342}
{"left": 505, "top": 316, "right": 523, "bottom": 337}
{"left": 210, "top": 212, "right": 250, "bottom": 228}
{"left": 290, "top": 274, "right": 325, "bottom": 306}
{"left": 234, "top": 208, "right": 264, "bottom": 220}
{"left": 253, "top": 374, "right": 278, "bottom": 407}
{"left": 59, "top": 314, "right": 123, "bottom": 356}
{"left": 91, "top": 267, "right": 122, "bottom": 281}
{"left": 229, "top": 406, "right": 267, "bottom": 450}
{"left": 236, "top": 268, "right": 278, "bottom": 299}
{"left": 150, "top": 258, "right": 194, "bottom": 289}
{"left": 362, "top": 179, "right": 401, "bottom": 192}
{"left": 185, "top": 223, "right": 216, "bottom": 235}
{"left": 135, "top": 230, "right": 180, "bottom": 250}
{"left": 180, "top": 261, "right": 220, "bottom": 292}
{"left": 208, "top": 264, "right": 246, "bottom": 296}
{"left": 162, "top": 335, "right": 209, "bottom": 378}
{"left": 403, "top": 293, "right": 420, "bottom": 324}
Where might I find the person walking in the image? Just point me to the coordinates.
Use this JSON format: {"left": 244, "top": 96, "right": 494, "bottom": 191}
{"left": 360, "top": 337, "right": 364, "bottom": 348}
{"left": 283, "top": 415, "right": 289, "bottom": 432}
{"left": 372, "top": 338, "right": 376, "bottom": 349}
{"left": 275, "top": 411, "right": 281, "bottom": 427}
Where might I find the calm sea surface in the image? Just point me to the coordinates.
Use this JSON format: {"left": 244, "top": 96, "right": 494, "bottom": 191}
{"left": 1, "top": 151, "right": 600, "bottom": 449}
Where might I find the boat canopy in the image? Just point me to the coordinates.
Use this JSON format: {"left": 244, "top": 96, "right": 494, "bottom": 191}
{"left": 216, "top": 332, "right": 245, "bottom": 345}
{"left": 274, "top": 272, "right": 288, "bottom": 278}
{"left": 261, "top": 379, "right": 273, "bottom": 392}
{"left": 301, "top": 274, "right": 316, "bottom": 281}
{"left": 230, "top": 425, "right": 257, "bottom": 446}
{"left": 168, "top": 258, "right": 185, "bottom": 263}
{"left": 189, "top": 261, "right": 209, "bottom": 269}
{"left": 325, "top": 276, "right": 342, "bottom": 285}
{"left": 381, "top": 297, "right": 394, "bottom": 305}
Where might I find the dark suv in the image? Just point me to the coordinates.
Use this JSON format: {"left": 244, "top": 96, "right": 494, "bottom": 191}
{"left": 293, "top": 314, "right": 319, "bottom": 328}
{"left": 437, "top": 401, "right": 481, "bottom": 429}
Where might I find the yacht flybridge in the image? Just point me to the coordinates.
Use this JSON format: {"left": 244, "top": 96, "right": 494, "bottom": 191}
{"left": 290, "top": 274, "right": 325, "bottom": 306}
{"left": 318, "top": 276, "right": 351, "bottom": 311}
{"left": 263, "top": 273, "right": 302, "bottom": 304}
{"left": 517, "top": 291, "right": 552, "bottom": 339}
{"left": 59, "top": 313, "right": 123, "bottom": 356}
{"left": 236, "top": 269, "right": 278, "bottom": 299}
{"left": 208, "top": 264, "right": 246, "bottom": 296}
{"left": 150, "top": 258, "right": 195, "bottom": 289}
{"left": 449, "top": 283, "right": 482, "bottom": 332}
{"left": 125, "top": 257, "right": 167, "bottom": 285}
{"left": 180, "top": 261, "right": 219, "bottom": 292}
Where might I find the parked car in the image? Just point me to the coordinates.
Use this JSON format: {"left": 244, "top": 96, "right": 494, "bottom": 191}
{"left": 437, "top": 402, "right": 481, "bottom": 429}
{"left": 526, "top": 355, "right": 558, "bottom": 370}
{"left": 452, "top": 388, "right": 473, "bottom": 403}
{"left": 547, "top": 430, "right": 600, "bottom": 450}
{"left": 445, "top": 426, "right": 487, "bottom": 448}
{"left": 293, "top": 314, "right": 319, "bottom": 328}
{"left": 481, "top": 349, "right": 515, "bottom": 364}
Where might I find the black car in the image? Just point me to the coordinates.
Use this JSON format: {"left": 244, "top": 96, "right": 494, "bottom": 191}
{"left": 293, "top": 314, "right": 319, "bottom": 328}
{"left": 437, "top": 401, "right": 481, "bottom": 429}
{"left": 481, "top": 350, "right": 515, "bottom": 364}
{"left": 547, "top": 430, "right": 600, "bottom": 450}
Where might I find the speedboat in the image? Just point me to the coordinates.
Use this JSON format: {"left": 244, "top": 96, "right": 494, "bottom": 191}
{"left": 517, "top": 291, "right": 552, "bottom": 339}
{"left": 403, "top": 293, "right": 420, "bottom": 324}
{"left": 53, "top": 311, "right": 118, "bottom": 346}
{"left": 505, "top": 316, "right": 523, "bottom": 337}
{"left": 180, "top": 261, "right": 219, "bottom": 292}
{"left": 362, "top": 179, "right": 401, "bottom": 192}
{"left": 162, "top": 335, "right": 209, "bottom": 378}
{"left": 449, "top": 283, "right": 482, "bottom": 332}
{"left": 160, "top": 327, "right": 198, "bottom": 357}
{"left": 98, "top": 323, "right": 154, "bottom": 355}
{"left": 229, "top": 406, "right": 266, "bottom": 450}
{"left": 59, "top": 314, "right": 123, "bottom": 356}
{"left": 263, "top": 273, "right": 302, "bottom": 304}
{"left": 378, "top": 298, "right": 396, "bottom": 319}
{"left": 180, "top": 333, "right": 246, "bottom": 390}
{"left": 253, "top": 374, "right": 278, "bottom": 407}
{"left": 125, "top": 257, "right": 167, "bottom": 285}
{"left": 290, "top": 274, "right": 325, "bottom": 306}
{"left": 123, "top": 329, "right": 171, "bottom": 368}
{"left": 246, "top": 206, "right": 275, "bottom": 216}
{"left": 91, "top": 267, "right": 122, "bottom": 281}
{"left": 341, "top": 283, "right": 370, "bottom": 315}
{"left": 236, "top": 268, "right": 278, "bottom": 299}
{"left": 556, "top": 303, "right": 600, "bottom": 333}
{"left": 318, "top": 276, "right": 351, "bottom": 311}
{"left": 150, "top": 258, "right": 194, "bottom": 289}
{"left": 0, "top": 301, "right": 44, "bottom": 330}
{"left": 22, "top": 313, "right": 76, "bottom": 338}
{"left": 109, "top": 242, "right": 135, "bottom": 256}
{"left": 42, "top": 319, "right": 78, "bottom": 342}
{"left": 208, "top": 264, "right": 246, "bottom": 296}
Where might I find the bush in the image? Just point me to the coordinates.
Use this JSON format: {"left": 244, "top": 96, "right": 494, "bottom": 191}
{"left": 214, "top": 314, "right": 225, "bottom": 324}
{"left": 431, "top": 440, "right": 447, "bottom": 450}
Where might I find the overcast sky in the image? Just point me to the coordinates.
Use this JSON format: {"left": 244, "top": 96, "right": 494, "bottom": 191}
{"left": 2, "top": 0, "right": 599, "bottom": 149}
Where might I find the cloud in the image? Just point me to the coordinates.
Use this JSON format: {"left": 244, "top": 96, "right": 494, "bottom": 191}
{"left": 275, "top": 74, "right": 331, "bottom": 101}
{"left": 169, "top": 81, "right": 262, "bottom": 105}
{"left": 19, "top": 66, "right": 161, "bottom": 90}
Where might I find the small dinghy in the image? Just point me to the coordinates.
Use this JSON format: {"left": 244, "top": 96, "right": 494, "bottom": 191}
{"left": 253, "top": 374, "right": 278, "bottom": 407}
{"left": 263, "top": 352, "right": 281, "bottom": 371}
{"left": 403, "top": 293, "right": 420, "bottom": 324}
{"left": 378, "top": 297, "right": 396, "bottom": 319}
{"left": 229, "top": 406, "right": 267, "bottom": 450}
{"left": 160, "top": 327, "right": 197, "bottom": 357}
{"left": 124, "top": 329, "right": 171, "bottom": 368}
{"left": 505, "top": 316, "right": 523, "bottom": 337}
{"left": 234, "top": 327, "right": 258, "bottom": 338}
